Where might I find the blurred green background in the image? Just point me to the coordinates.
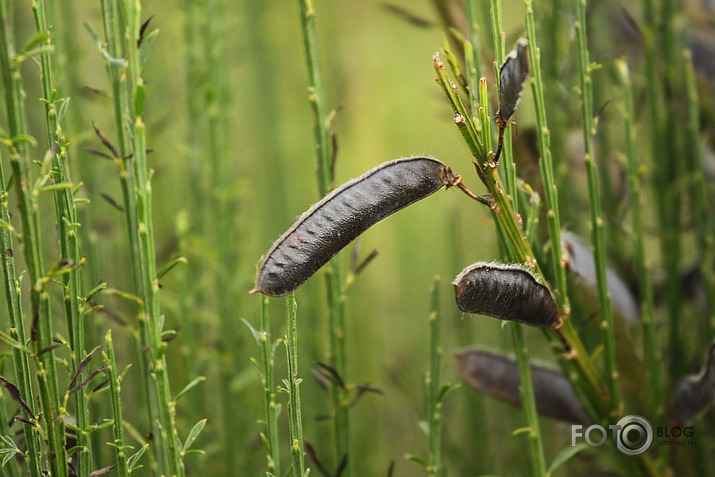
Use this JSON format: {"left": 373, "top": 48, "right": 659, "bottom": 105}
{"left": 2, "top": 0, "right": 714, "bottom": 475}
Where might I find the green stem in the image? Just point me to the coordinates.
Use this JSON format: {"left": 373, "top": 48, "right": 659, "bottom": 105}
{"left": 98, "top": 0, "right": 164, "bottom": 472}
{"left": 262, "top": 295, "right": 280, "bottom": 476}
{"left": 0, "top": 2, "right": 67, "bottom": 474}
{"left": 296, "top": 0, "right": 349, "bottom": 470}
{"left": 616, "top": 58, "right": 665, "bottom": 435}
{"left": 510, "top": 325, "right": 546, "bottom": 477}
{"left": 104, "top": 330, "right": 130, "bottom": 477}
{"left": 464, "top": 0, "right": 483, "bottom": 116}
{"left": 122, "top": 0, "right": 184, "bottom": 475}
{"left": 285, "top": 294, "right": 306, "bottom": 477}
{"left": 32, "top": 2, "right": 91, "bottom": 474}
{"left": 574, "top": 0, "right": 620, "bottom": 416}
{"left": 489, "top": 0, "right": 517, "bottom": 212}
{"left": 427, "top": 278, "right": 443, "bottom": 477}
{"left": 0, "top": 136, "right": 42, "bottom": 477}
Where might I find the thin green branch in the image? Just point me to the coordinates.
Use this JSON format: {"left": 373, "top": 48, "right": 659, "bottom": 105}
{"left": 489, "top": 0, "right": 517, "bottom": 212}
{"left": 104, "top": 330, "right": 130, "bottom": 477}
{"left": 32, "top": 2, "right": 91, "bottom": 474}
{"left": 98, "top": 0, "right": 164, "bottom": 472}
{"left": 296, "top": 0, "right": 349, "bottom": 471}
{"left": 122, "top": 0, "right": 184, "bottom": 474}
{"left": 285, "top": 294, "right": 306, "bottom": 477}
{"left": 0, "top": 1, "right": 67, "bottom": 474}
{"left": 616, "top": 58, "right": 664, "bottom": 433}
{"left": 261, "top": 295, "right": 280, "bottom": 476}
{"left": 427, "top": 277, "right": 443, "bottom": 477}
{"left": 574, "top": 0, "right": 621, "bottom": 415}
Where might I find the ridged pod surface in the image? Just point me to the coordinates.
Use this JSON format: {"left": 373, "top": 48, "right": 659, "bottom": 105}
{"left": 455, "top": 349, "right": 589, "bottom": 424}
{"left": 452, "top": 262, "right": 558, "bottom": 327}
{"left": 252, "top": 157, "right": 459, "bottom": 296}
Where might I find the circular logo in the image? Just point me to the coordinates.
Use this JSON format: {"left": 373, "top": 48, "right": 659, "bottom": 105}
{"left": 615, "top": 415, "right": 653, "bottom": 456}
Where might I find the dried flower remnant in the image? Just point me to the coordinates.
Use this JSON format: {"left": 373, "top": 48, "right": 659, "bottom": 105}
{"left": 453, "top": 262, "right": 558, "bottom": 327}
{"left": 455, "top": 349, "right": 589, "bottom": 424}
{"left": 252, "top": 157, "right": 460, "bottom": 296}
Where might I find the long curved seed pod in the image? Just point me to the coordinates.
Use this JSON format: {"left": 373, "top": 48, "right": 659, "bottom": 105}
{"left": 252, "top": 157, "right": 459, "bottom": 296}
{"left": 455, "top": 349, "right": 589, "bottom": 424}
{"left": 453, "top": 262, "right": 558, "bottom": 327}
{"left": 672, "top": 343, "right": 715, "bottom": 426}
{"left": 562, "top": 231, "right": 639, "bottom": 324}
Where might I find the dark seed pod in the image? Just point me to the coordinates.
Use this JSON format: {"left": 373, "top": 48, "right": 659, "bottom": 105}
{"left": 252, "top": 157, "right": 459, "bottom": 296}
{"left": 672, "top": 343, "right": 715, "bottom": 427}
{"left": 455, "top": 349, "right": 589, "bottom": 424}
{"left": 452, "top": 262, "right": 558, "bottom": 327}
{"left": 497, "top": 38, "right": 529, "bottom": 127}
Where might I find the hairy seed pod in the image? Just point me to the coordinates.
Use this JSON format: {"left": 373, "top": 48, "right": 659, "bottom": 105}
{"left": 252, "top": 157, "right": 459, "bottom": 296}
{"left": 497, "top": 38, "right": 529, "bottom": 127}
{"left": 673, "top": 343, "right": 715, "bottom": 426}
{"left": 455, "top": 349, "right": 589, "bottom": 424}
{"left": 452, "top": 262, "right": 558, "bottom": 327}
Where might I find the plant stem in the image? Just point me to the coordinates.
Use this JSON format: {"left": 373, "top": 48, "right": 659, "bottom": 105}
{"left": 574, "top": 0, "right": 621, "bottom": 415}
{"left": 489, "top": 0, "right": 517, "bottom": 212}
{"left": 616, "top": 58, "right": 665, "bottom": 435}
{"left": 32, "top": 2, "right": 92, "bottom": 474}
{"left": 0, "top": 132, "right": 42, "bottom": 477}
{"left": 524, "top": 1, "right": 569, "bottom": 315}
{"left": 427, "top": 277, "right": 443, "bottom": 477}
{"left": 285, "top": 293, "right": 306, "bottom": 477}
{"left": 97, "top": 0, "right": 164, "bottom": 472}
{"left": 122, "top": 0, "right": 184, "bottom": 474}
{"left": 464, "top": 0, "right": 483, "bottom": 116}
{"left": 104, "top": 329, "right": 130, "bottom": 477}
{"left": 296, "top": 0, "right": 349, "bottom": 470}
{"left": 510, "top": 325, "right": 546, "bottom": 477}
{"left": 261, "top": 295, "right": 281, "bottom": 476}
{"left": 0, "top": 2, "right": 67, "bottom": 474}
{"left": 487, "top": 4, "right": 542, "bottom": 474}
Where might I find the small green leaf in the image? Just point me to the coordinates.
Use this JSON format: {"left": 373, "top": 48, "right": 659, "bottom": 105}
{"left": 21, "top": 31, "right": 50, "bottom": 54}
{"left": 0, "top": 331, "right": 31, "bottom": 353}
{"left": 173, "top": 376, "right": 206, "bottom": 403}
{"left": 512, "top": 427, "right": 535, "bottom": 437}
{"left": 157, "top": 256, "right": 187, "bottom": 279}
{"left": 134, "top": 83, "right": 146, "bottom": 116}
{"left": 242, "top": 318, "right": 263, "bottom": 345}
{"left": 127, "top": 444, "right": 148, "bottom": 472}
{"left": 181, "top": 418, "right": 207, "bottom": 453}
{"left": 546, "top": 443, "right": 589, "bottom": 476}
{"left": 39, "top": 182, "right": 74, "bottom": 193}
{"left": 84, "top": 281, "right": 107, "bottom": 302}
{"left": 139, "top": 30, "right": 159, "bottom": 72}
{"left": 57, "top": 97, "right": 70, "bottom": 123}
{"left": 11, "top": 134, "right": 38, "bottom": 148}
{"left": 1, "top": 449, "right": 17, "bottom": 467}
{"left": 405, "top": 454, "right": 428, "bottom": 467}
